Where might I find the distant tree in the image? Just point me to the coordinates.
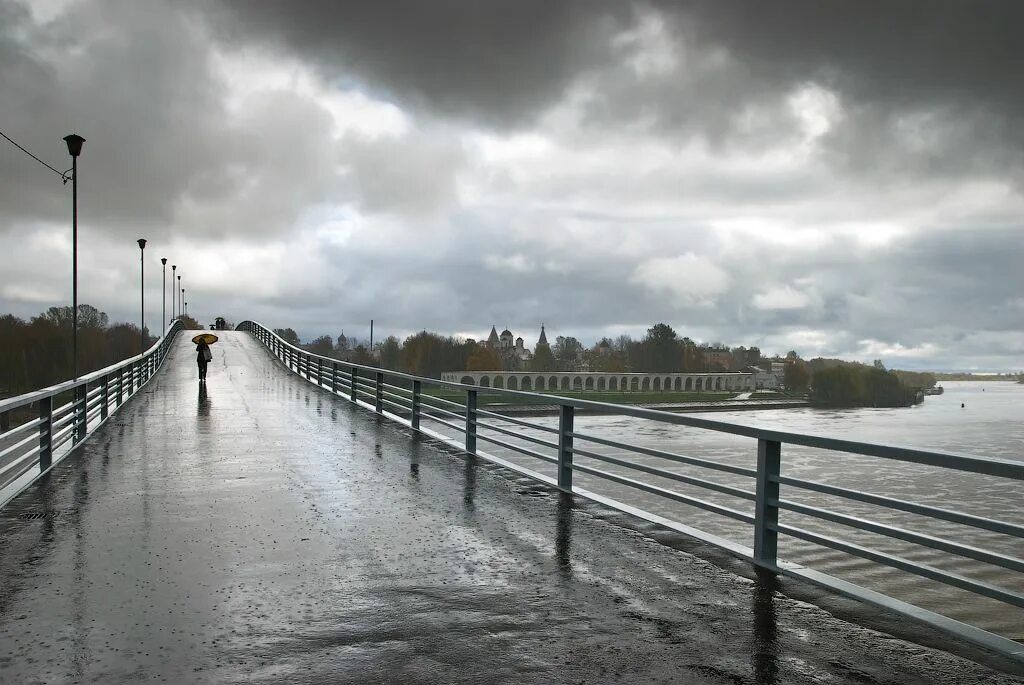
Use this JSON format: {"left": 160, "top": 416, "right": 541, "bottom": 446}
{"left": 784, "top": 360, "right": 810, "bottom": 392}
{"left": 273, "top": 328, "right": 300, "bottom": 346}
{"left": 873, "top": 359, "right": 886, "bottom": 370}
{"left": 530, "top": 341, "right": 556, "bottom": 372}
{"left": 305, "top": 335, "right": 334, "bottom": 357}
{"left": 466, "top": 344, "right": 502, "bottom": 371}
{"left": 552, "top": 336, "right": 584, "bottom": 371}
{"left": 643, "top": 323, "right": 681, "bottom": 372}
{"left": 786, "top": 350, "right": 800, "bottom": 360}
{"left": 378, "top": 336, "right": 401, "bottom": 369}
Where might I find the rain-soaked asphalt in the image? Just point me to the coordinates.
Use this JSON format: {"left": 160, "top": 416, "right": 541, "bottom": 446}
{"left": 1, "top": 332, "right": 1021, "bottom": 684}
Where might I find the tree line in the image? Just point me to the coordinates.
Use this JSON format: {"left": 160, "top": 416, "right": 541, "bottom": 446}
{"left": 282, "top": 322, "right": 766, "bottom": 379}
{"left": 0, "top": 304, "right": 199, "bottom": 398}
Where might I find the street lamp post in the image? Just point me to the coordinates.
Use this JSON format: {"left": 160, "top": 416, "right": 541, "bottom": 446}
{"left": 178, "top": 277, "right": 182, "bottom": 321}
{"left": 161, "top": 258, "right": 167, "bottom": 337}
{"left": 185, "top": 301, "right": 188, "bottom": 318}
{"left": 63, "top": 134, "right": 85, "bottom": 378}
{"left": 137, "top": 239, "right": 147, "bottom": 353}
{"left": 182, "top": 289, "right": 186, "bottom": 320}
{"left": 171, "top": 265, "right": 177, "bottom": 321}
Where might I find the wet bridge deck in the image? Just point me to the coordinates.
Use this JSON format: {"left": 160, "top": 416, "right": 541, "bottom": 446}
{"left": 1, "top": 333, "right": 1020, "bottom": 684}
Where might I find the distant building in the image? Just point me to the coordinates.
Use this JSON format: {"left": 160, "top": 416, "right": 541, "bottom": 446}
{"left": 485, "top": 325, "right": 535, "bottom": 368}
{"left": 704, "top": 347, "right": 732, "bottom": 371}
{"left": 771, "top": 362, "right": 786, "bottom": 385}
{"left": 746, "top": 366, "right": 778, "bottom": 390}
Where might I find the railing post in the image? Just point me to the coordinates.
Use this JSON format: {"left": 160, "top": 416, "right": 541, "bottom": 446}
{"left": 38, "top": 395, "right": 52, "bottom": 472}
{"left": 350, "top": 367, "right": 358, "bottom": 402}
{"left": 375, "top": 371, "right": 384, "bottom": 413}
{"left": 100, "top": 373, "right": 110, "bottom": 421}
{"left": 754, "top": 438, "right": 781, "bottom": 568}
{"left": 331, "top": 362, "right": 338, "bottom": 393}
{"left": 465, "top": 389, "right": 477, "bottom": 454}
{"left": 75, "top": 383, "right": 88, "bottom": 444}
{"left": 317, "top": 358, "right": 323, "bottom": 386}
{"left": 411, "top": 380, "right": 421, "bottom": 430}
{"left": 0, "top": 410, "right": 9, "bottom": 434}
{"left": 557, "top": 404, "right": 574, "bottom": 491}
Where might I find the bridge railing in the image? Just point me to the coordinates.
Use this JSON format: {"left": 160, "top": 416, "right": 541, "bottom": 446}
{"left": 238, "top": 320, "right": 1024, "bottom": 659}
{"left": 0, "top": 320, "right": 184, "bottom": 504}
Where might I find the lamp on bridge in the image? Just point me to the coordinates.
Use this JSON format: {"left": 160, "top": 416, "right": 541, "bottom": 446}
{"left": 181, "top": 288, "right": 185, "bottom": 322}
{"left": 63, "top": 133, "right": 85, "bottom": 378}
{"left": 178, "top": 276, "right": 182, "bottom": 321}
{"left": 171, "top": 265, "right": 177, "bottom": 321}
{"left": 160, "top": 258, "right": 167, "bottom": 337}
{"left": 137, "top": 239, "right": 147, "bottom": 353}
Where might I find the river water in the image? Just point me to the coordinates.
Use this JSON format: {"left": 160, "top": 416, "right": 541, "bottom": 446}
{"left": 427, "top": 381, "right": 1024, "bottom": 638}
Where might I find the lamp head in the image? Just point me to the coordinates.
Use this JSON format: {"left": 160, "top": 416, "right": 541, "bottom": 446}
{"left": 137, "top": 238, "right": 147, "bottom": 250}
{"left": 161, "top": 257, "right": 167, "bottom": 265}
{"left": 63, "top": 134, "right": 85, "bottom": 157}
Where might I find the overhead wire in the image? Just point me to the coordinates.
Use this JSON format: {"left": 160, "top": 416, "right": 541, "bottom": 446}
{"left": 0, "top": 128, "right": 72, "bottom": 183}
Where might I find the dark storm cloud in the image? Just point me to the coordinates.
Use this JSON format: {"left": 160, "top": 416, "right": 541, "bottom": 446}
{"left": 204, "top": 0, "right": 633, "bottom": 127}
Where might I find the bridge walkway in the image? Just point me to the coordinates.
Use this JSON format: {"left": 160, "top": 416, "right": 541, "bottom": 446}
{"left": 0, "top": 332, "right": 1019, "bottom": 684}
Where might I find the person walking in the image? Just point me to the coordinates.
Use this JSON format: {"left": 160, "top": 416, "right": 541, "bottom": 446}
{"left": 196, "top": 339, "right": 212, "bottom": 382}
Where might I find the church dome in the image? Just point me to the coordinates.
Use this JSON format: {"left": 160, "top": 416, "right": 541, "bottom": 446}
{"left": 501, "top": 329, "right": 513, "bottom": 337}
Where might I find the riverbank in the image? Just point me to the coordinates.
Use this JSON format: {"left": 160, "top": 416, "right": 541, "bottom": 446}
{"left": 485, "top": 398, "right": 809, "bottom": 416}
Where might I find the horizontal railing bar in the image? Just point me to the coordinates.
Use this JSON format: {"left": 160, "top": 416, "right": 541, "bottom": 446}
{"left": 417, "top": 400, "right": 464, "bottom": 421}
{"left": 773, "top": 498, "right": 1024, "bottom": 573}
{"left": 573, "top": 446, "right": 757, "bottom": 502}
{"left": 418, "top": 393, "right": 465, "bottom": 411}
{"left": 418, "top": 411, "right": 465, "bottom": 434}
{"left": 773, "top": 523, "right": 1024, "bottom": 609}
{"left": 381, "top": 381, "right": 413, "bottom": 397}
{"left": 473, "top": 407, "right": 560, "bottom": 434}
{"left": 380, "top": 397, "right": 408, "bottom": 413}
{"left": 51, "top": 411, "right": 77, "bottom": 431}
{"left": 50, "top": 425, "right": 75, "bottom": 450}
{"left": 0, "top": 432, "right": 36, "bottom": 464}
{"left": 380, "top": 388, "right": 410, "bottom": 405}
{"left": 0, "top": 416, "right": 43, "bottom": 439}
{"left": 474, "top": 419, "right": 560, "bottom": 451}
{"left": 570, "top": 430, "right": 758, "bottom": 479}
{"left": 573, "top": 462, "right": 755, "bottom": 524}
{"left": 774, "top": 475, "right": 1024, "bottom": 539}
{"left": 474, "top": 432, "right": 558, "bottom": 464}
{"left": 86, "top": 385, "right": 103, "bottom": 398}
{"left": 0, "top": 444, "right": 39, "bottom": 475}
{"left": 0, "top": 449, "right": 39, "bottom": 487}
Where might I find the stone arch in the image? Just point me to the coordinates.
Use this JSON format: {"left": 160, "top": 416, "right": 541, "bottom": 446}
{"left": 494, "top": 376, "right": 504, "bottom": 389}
{"left": 460, "top": 376, "right": 474, "bottom": 385}
{"left": 508, "top": 376, "right": 518, "bottom": 390}
{"left": 585, "top": 377, "right": 595, "bottom": 390}
{"left": 573, "top": 376, "right": 583, "bottom": 390}
{"left": 522, "top": 376, "right": 533, "bottom": 391}
{"left": 673, "top": 377, "right": 682, "bottom": 391}
{"left": 561, "top": 377, "right": 571, "bottom": 390}
{"left": 653, "top": 377, "right": 662, "bottom": 391}
{"left": 480, "top": 376, "right": 490, "bottom": 388}
{"left": 609, "top": 377, "right": 618, "bottom": 391}
{"left": 630, "top": 377, "right": 640, "bottom": 391}
{"left": 642, "top": 377, "right": 651, "bottom": 391}
{"left": 597, "top": 377, "right": 606, "bottom": 391}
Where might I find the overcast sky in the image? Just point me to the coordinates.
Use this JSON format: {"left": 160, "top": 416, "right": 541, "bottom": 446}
{"left": 1, "top": 0, "right": 1021, "bottom": 371}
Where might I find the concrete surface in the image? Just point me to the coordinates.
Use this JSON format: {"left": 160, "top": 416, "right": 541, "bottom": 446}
{"left": 0, "top": 332, "right": 1021, "bottom": 684}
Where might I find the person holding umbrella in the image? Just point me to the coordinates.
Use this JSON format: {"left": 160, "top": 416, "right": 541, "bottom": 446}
{"left": 192, "top": 333, "right": 217, "bottom": 382}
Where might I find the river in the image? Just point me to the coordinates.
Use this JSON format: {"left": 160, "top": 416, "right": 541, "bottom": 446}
{"left": 426, "top": 380, "right": 1024, "bottom": 639}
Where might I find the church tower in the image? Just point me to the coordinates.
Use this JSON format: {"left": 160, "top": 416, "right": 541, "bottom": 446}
{"left": 487, "top": 325, "right": 499, "bottom": 348}
{"left": 537, "top": 324, "right": 548, "bottom": 347}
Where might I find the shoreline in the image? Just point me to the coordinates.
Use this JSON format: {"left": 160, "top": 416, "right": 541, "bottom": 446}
{"left": 487, "top": 399, "right": 809, "bottom": 417}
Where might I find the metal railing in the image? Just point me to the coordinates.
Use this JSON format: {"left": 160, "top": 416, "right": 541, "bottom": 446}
{"left": 239, "top": 320, "right": 1024, "bottom": 660}
{"left": 0, "top": 320, "right": 184, "bottom": 505}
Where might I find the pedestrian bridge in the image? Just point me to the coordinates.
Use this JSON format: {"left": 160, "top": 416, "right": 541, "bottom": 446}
{"left": 0, "top": 325, "right": 1021, "bottom": 683}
